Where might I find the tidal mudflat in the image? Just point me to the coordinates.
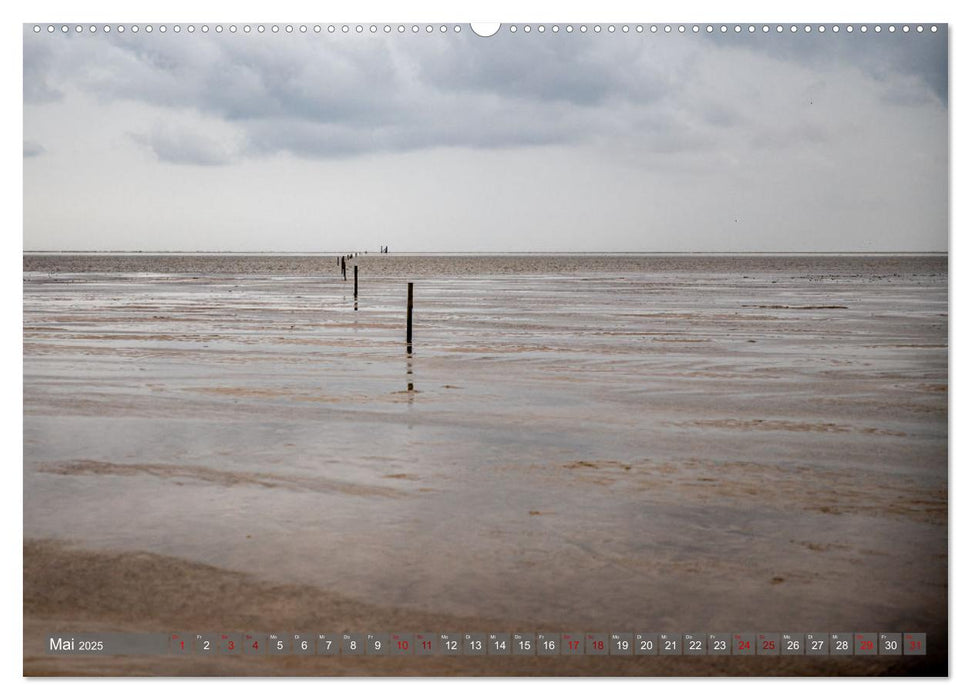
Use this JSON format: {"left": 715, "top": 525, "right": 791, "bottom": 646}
{"left": 23, "top": 254, "right": 947, "bottom": 675}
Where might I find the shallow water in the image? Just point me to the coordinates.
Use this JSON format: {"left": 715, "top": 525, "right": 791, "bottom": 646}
{"left": 23, "top": 254, "right": 947, "bottom": 633}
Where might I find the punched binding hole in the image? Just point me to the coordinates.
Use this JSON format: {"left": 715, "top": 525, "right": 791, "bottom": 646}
{"left": 470, "top": 23, "right": 501, "bottom": 37}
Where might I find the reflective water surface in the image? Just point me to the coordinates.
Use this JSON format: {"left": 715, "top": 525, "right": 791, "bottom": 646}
{"left": 23, "top": 254, "right": 947, "bottom": 633}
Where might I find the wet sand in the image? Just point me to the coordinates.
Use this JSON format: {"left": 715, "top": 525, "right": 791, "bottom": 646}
{"left": 23, "top": 540, "right": 944, "bottom": 676}
{"left": 23, "top": 254, "right": 948, "bottom": 676}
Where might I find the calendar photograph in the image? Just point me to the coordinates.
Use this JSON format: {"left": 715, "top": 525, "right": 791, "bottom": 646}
{"left": 22, "top": 21, "right": 948, "bottom": 676}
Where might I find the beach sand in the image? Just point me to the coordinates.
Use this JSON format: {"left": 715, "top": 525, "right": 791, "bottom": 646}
{"left": 23, "top": 254, "right": 948, "bottom": 676}
{"left": 23, "top": 539, "right": 944, "bottom": 676}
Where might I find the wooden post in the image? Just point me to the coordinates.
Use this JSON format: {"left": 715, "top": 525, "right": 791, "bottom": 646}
{"left": 406, "top": 282, "right": 413, "bottom": 348}
{"left": 353, "top": 265, "right": 358, "bottom": 298}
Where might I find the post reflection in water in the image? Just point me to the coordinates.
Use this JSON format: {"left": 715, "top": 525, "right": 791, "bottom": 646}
{"left": 406, "top": 347, "right": 414, "bottom": 399}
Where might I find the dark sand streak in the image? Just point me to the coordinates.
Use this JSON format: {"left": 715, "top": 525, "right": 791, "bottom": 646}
{"left": 40, "top": 460, "right": 406, "bottom": 499}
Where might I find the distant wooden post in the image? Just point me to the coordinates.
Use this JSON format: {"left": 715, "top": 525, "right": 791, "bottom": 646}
{"left": 406, "top": 282, "right": 413, "bottom": 348}
{"left": 353, "top": 265, "right": 358, "bottom": 298}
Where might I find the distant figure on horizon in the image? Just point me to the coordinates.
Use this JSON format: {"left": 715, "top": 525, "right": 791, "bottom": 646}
{"left": 341, "top": 256, "right": 346, "bottom": 280}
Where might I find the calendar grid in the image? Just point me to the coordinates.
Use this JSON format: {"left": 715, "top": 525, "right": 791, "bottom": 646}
{"left": 45, "top": 632, "right": 926, "bottom": 657}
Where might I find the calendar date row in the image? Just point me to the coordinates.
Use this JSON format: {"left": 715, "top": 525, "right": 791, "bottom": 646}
{"left": 47, "top": 632, "right": 926, "bottom": 656}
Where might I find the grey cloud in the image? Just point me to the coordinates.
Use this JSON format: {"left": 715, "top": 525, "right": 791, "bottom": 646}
{"left": 29, "top": 31, "right": 641, "bottom": 159}
{"left": 22, "top": 25, "right": 947, "bottom": 163}
{"left": 18, "top": 30, "right": 715, "bottom": 161}
{"left": 701, "top": 102, "right": 741, "bottom": 127}
{"left": 416, "top": 33, "right": 636, "bottom": 105}
{"left": 23, "top": 140, "right": 45, "bottom": 157}
{"left": 87, "top": 34, "right": 407, "bottom": 125}
{"left": 131, "top": 125, "right": 236, "bottom": 166}
{"left": 749, "top": 120, "right": 832, "bottom": 150}
{"left": 23, "top": 41, "right": 63, "bottom": 102}
{"left": 709, "top": 26, "right": 948, "bottom": 105}
{"left": 242, "top": 100, "right": 582, "bottom": 159}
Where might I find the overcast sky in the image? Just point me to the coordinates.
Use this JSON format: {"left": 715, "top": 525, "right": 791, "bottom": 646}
{"left": 23, "top": 24, "right": 947, "bottom": 252}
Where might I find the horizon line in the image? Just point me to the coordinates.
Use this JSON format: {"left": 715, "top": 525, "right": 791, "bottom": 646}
{"left": 23, "top": 250, "right": 949, "bottom": 255}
